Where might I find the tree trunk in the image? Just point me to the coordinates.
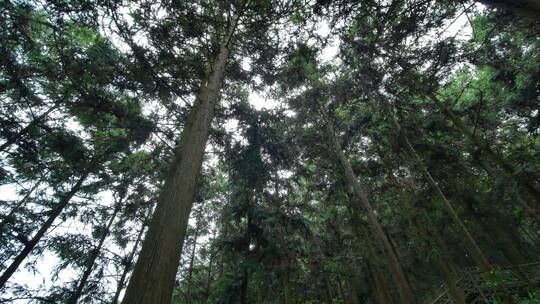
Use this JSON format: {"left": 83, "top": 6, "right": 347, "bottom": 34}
{"left": 388, "top": 172, "right": 466, "bottom": 304}
{"left": 121, "top": 12, "right": 240, "bottom": 304}
{"left": 186, "top": 222, "right": 200, "bottom": 302}
{"left": 112, "top": 219, "right": 147, "bottom": 304}
{"left": 391, "top": 114, "right": 492, "bottom": 273}
{"left": 434, "top": 257, "right": 466, "bottom": 304}
{"left": 462, "top": 195, "right": 532, "bottom": 284}
{"left": 473, "top": 157, "right": 540, "bottom": 223}
{"left": 367, "top": 262, "right": 392, "bottom": 304}
{"left": 68, "top": 201, "right": 122, "bottom": 304}
{"left": 204, "top": 231, "right": 216, "bottom": 300}
{"left": 325, "top": 120, "right": 417, "bottom": 304}
{"left": 0, "top": 174, "right": 87, "bottom": 289}
{"left": 346, "top": 275, "right": 361, "bottom": 304}
{"left": 429, "top": 93, "right": 540, "bottom": 205}
{"left": 281, "top": 266, "right": 291, "bottom": 304}
{"left": 239, "top": 268, "right": 249, "bottom": 304}
{"left": 392, "top": 115, "right": 516, "bottom": 303}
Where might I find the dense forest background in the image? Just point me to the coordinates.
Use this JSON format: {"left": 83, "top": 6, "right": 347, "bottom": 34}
{"left": 1, "top": 0, "right": 540, "bottom": 303}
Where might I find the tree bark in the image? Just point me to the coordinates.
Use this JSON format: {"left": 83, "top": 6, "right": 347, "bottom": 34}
{"left": 203, "top": 228, "right": 217, "bottom": 300}
{"left": 324, "top": 120, "right": 417, "bottom": 304}
{"left": 367, "top": 261, "right": 392, "bottom": 304}
{"left": 387, "top": 171, "right": 466, "bottom": 304}
{"left": 391, "top": 114, "right": 516, "bottom": 303}
{"left": 345, "top": 275, "right": 361, "bottom": 304}
{"left": 185, "top": 220, "right": 200, "bottom": 302}
{"left": 121, "top": 12, "right": 241, "bottom": 304}
{"left": 240, "top": 268, "right": 249, "bottom": 304}
{"left": 68, "top": 201, "right": 122, "bottom": 304}
{"left": 0, "top": 174, "right": 87, "bottom": 289}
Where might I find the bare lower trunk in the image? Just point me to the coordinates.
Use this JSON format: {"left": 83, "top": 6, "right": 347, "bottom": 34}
{"left": 68, "top": 202, "right": 122, "bottom": 304}
{"left": 346, "top": 275, "right": 361, "bottom": 304}
{"left": 281, "top": 267, "right": 291, "bottom": 304}
{"left": 186, "top": 224, "right": 199, "bottom": 302}
{"left": 435, "top": 256, "right": 466, "bottom": 304}
{"left": 392, "top": 176, "right": 466, "bottom": 304}
{"left": 392, "top": 115, "right": 515, "bottom": 303}
{"left": 368, "top": 262, "right": 392, "bottom": 304}
{"left": 0, "top": 174, "right": 87, "bottom": 289}
{"left": 121, "top": 13, "right": 240, "bottom": 304}
{"left": 397, "top": 123, "right": 492, "bottom": 272}
{"left": 204, "top": 230, "right": 217, "bottom": 300}
{"left": 325, "top": 120, "right": 416, "bottom": 304}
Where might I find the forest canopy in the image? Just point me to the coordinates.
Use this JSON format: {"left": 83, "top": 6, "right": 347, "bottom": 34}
{"left": 1, "top": 0, "right": 540, "bottom": 303}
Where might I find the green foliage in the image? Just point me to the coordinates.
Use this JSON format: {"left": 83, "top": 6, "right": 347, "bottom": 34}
{"left": 2, "top": 1, "right": 540, "bottom": 304}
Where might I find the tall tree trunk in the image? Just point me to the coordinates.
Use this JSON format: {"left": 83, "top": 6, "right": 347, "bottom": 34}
{"left": 112, "top": 219, "right": 147, "bottom": 304}
{"left": 323, "top": 276, "right": 334, "bottom": 304}
{"left": 434, "top": 257, "right": 466, "bottom": 304}
{"left": 68, "top": 201, "right": 122, "bottom": 304}
{"left": 281, "top": 265, "right": 291, "bottom": 304}
{"left": 239, "top": 207, "right": 252, "bottom": 304}
{"left": 429, "top": 93, "right": 540, "bottom": 205}
{"left": 392, "top": 115, "right": 516, "bottom": 303}
{"left": 391, "top": 115, "right": 493, "bottom": 273}
{"left": 345, "top": 275, "right": 361, "bottom": 304}
{"left": 388, "top": 172, "right": 466, "bottom": 304}
{"left": 204, "top": 229, "right": 217, "bottom": 300}
{"left": 122, "top": 12, "right": 241, "bottom": 304}
{"left": 186, "top": 221, "right": 200, "bottom": 302}
{"left": 367, "top": 261, "right": 392, "bottom": 304}
{"left": 325, "top": 120, "right": 417, "bottom": 304}
{"left": 0, "top": 174, "right": 87, "bottom": 289}
{"left": 462, "top": 195, "right": 532, "bottom": 284}
{"left": 240, "top": 268, "right": 249, "bottom": 304}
